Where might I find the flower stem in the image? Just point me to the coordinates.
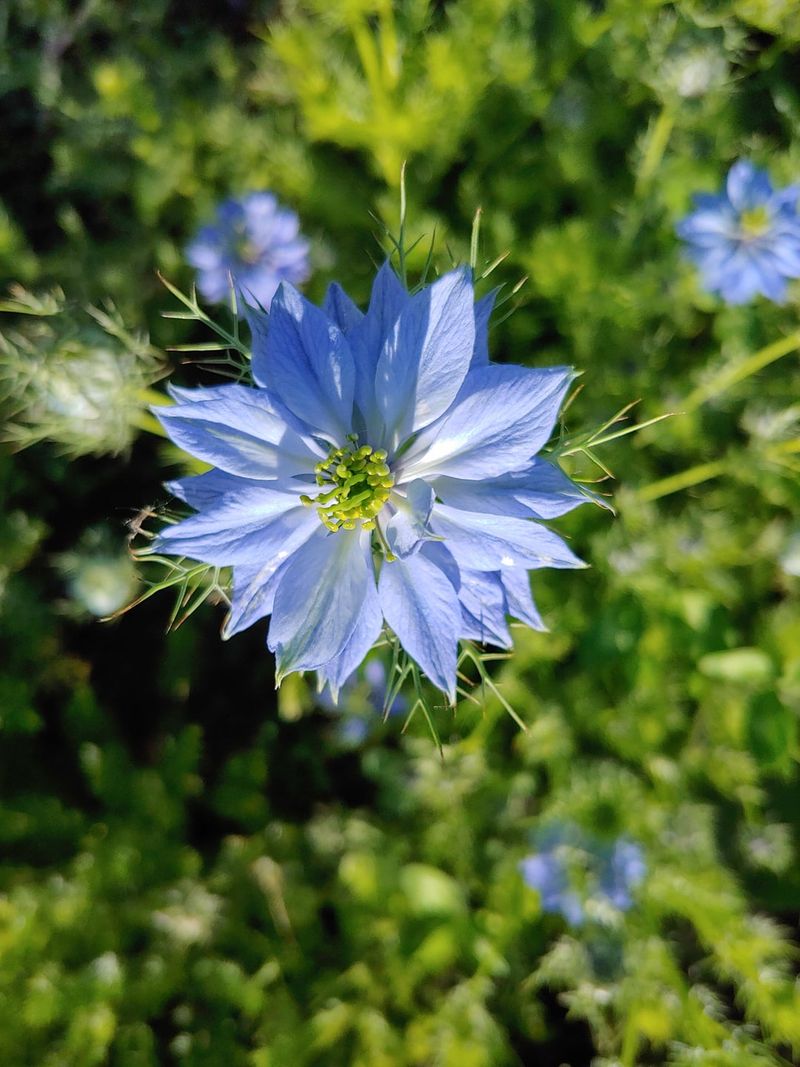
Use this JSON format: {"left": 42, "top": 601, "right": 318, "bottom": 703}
{"left": 638, "top": 458, "right": 728, "bottom": 502}
{"left": 683, "top": 329, "right": 800, "bottom": 413}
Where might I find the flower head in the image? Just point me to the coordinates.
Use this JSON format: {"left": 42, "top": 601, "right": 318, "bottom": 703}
{"left": 520, "top": 824, "right": 646, "bottom": 925}
{"left": 676, "top": 160, "right": 800, "bottom": 304}
{"left": 154, "top": 264, "right": 590, "bottom": 698}
{"left": 186, "top": 193, "right": 310, "bottom": 308}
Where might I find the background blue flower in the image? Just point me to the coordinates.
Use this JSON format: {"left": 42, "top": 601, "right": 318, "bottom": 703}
{"left": 677, "top": 160, "right": 800, "bottom": 303}
{"left": 154, "top": 265, "right": 589, "bottom": 698}
{"left": 520, "top": 824, "right": 646, "bottom": 925}
{"left": 186, "top": 192, "right": 310, "bottom": 308}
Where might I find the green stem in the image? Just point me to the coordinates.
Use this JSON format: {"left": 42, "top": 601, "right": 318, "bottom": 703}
{"left": 683, "top": 330, "right": 800, "bottom": 413}
{"left": 638, "top": 458, "right": 727, "bottom": 502}
{"left": 636, "top": 106, "right": 674, "bottom": 193}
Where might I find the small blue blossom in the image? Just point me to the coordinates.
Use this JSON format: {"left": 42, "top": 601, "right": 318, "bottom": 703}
{"left": 519, "top": 824, "right": 645, "bottom": 925}
{"left": 186, "top": 192, "right": 310, "bottom": 308}
{"left": 677, "top": 160, "right": 800, "bottom": 304}
{"left": 154, "top": 264, "right": 591, "bottom": 697}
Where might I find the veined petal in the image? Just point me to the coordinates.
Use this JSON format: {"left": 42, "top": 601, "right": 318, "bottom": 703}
{"left": 432, "top": 459, "right": 592, "bottom": 520}
{"left": 154, "top": 385, "right": 322, "bottom": 480}
{"left": 375, "top": 267, "right": 475, "bottom": 447}
{"left": 347, "top": 262, "right": 409, "bottom": 434}
{"left": 241, "top": 299, "right": 270, "bottom": 351}
{"left": 314, "top": 581, "right": 384, "bottom": 701}
{"left": 458, "top": 569, "right": 512, "bottom": 648}
{"left": 166, "top": 469, "right": 282, "bottom": 510}
{"left": 430, "top": 504, "right": 584, "bottom": 571}
{"left": 224, "top": 558, "right": 291, "bottom": 638}
{"left": 502, "top": 567, "right": 547, "bottom": 631}
{"left": 154, "top": 486, "right": 318, "bottom": 566}
{"left": 253, "top": 282, "right": 355, "bottom": 440}
{"left": 385, "top": 479, "right": 435, "bottom": 558}
{"left": 378, "top": 551, "right": 461, "bottom": 699}
{"left": 323, "top": 282, "right": 364, "bottom": 335}
{"left": 470, "top": 288, "right": 499, "bottom": 368}
{"left": 269, "top": 528, "right": 374, "bottom": 677}
{"left": 399, "top": 365, "right": 573, "bottom": 482}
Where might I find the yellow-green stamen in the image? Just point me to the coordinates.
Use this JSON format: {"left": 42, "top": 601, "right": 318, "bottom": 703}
{"left": 301, "top": 439, "right": 394, "bottom": 534}
{"left": 740, "top": 206, "right": 771, "bottom": 239}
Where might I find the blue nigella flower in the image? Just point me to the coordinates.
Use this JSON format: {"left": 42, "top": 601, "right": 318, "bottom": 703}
{"left": 153, "top": 264, "right": 591, "bottom": 698}
{"left": 520, "top": 825, "right": 645, "bottom": 925}
{"left": 186, "top": 192, "right": 310, "bottom": 308}
{"left": 676, "top": 160, "right": 800, "bottom": 304}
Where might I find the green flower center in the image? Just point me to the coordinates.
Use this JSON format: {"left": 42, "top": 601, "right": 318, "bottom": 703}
{"left": 739, "top": 206, "right": 771, "bottom": 239}
{"left": 301, "top": 436, "right": 394, "bottom": 532}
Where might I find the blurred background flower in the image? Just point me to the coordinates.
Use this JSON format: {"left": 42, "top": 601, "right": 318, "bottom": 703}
{"left": 186, "top": 192, "right": 311, "bottom": 308}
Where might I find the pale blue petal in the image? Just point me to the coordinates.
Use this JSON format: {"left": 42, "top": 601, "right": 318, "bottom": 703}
{"left": 375, "top": 266, "right": 475, "bottom": 447}
{"left": 154, "top": 385, "right": 322, "bottom": 480}
{"left": 269, "top": 528, "right": 374, "bottom": 677}
{"left": 769, "top": 184, "right": 800, "bottom": 214}
{"left": 470, "top": 288, "right": 498, "bottom": 368}
{"left": 378, "top": 551, "right": 461, "bottom": 699}
{"left": 502, "top": 567, "right": 547, "bottom": 631}
{"left": 166, "top": 469, "right": 271, "bottom": 509}
{"left": 430, "top": 504, "right": 585, "bottom": 571}
{"left": 314, "top": 581, "right": 383, "bottom": 701}
{"left": 347, "top": 261, "right": 409, "bottom": 433}
{"left": 241, "top": 300, "right": 270, "bottom": 351}
{"left": 224, "top": 558, "right": 291, "bottom": 638}
{"left": 252, "top": 282, "right": 355, "bottom": 440}
{"left": 458, "top": 570, "right": 512, "bottom": 648}
{"left": 385, "top": 479, "right": 435, "bottom": 558}
{"left": 432, "top": 459, "right": 591, "bottom": 520}
{"left": 767, "top": 241, "right": 800, "bottom": 277}
{"left": 676, "top": 207, "right": 737, "bottom": 246}
{"left": 726, "top": 160, "right": 772, "bottom": 212}
{"left": 155, "top": 486, "right": 318, "bottom": 565}
{"left": 399, "top": 365, "right": 573, "bottom": 482}
{"left": 323, "top": 282, "right": 364, "bottom": 335}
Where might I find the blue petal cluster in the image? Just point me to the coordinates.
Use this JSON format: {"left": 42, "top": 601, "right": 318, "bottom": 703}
{"left": 677, "top": 160, "right": 800, "bottom": 304}
{"left": 186, "top": 192, "right": 310, "bottom": 308}
{"left": 154, "top": 265, "right": 590, "bottom": 698}
{"left": 519, "top": 825, "right": 645, "bottom": 925}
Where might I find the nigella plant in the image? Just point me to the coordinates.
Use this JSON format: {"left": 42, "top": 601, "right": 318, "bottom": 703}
{"left": 677, "top": 160, "right": 800, "bottom": 304}
{"left": 149, "top": 262, "right": 592, "bottom": 704}
{"left": 186, "top": 192, "right": 310, "bottom": 308}
{"left": 519, "top": 824, "right": 646, "bottom": 926}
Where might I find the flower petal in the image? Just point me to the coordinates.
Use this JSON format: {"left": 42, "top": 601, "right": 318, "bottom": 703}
{"left": 375, "top": 266, "right": 475, "bottom": 447}
{"left": 252, "top": 282, "right": 355, "bottom": 441}
{"left": 470, "top": 288, "right": 498, "bottom": 368}
{"left": 269, "top": 528, "right": 374, "bottom": 677}
{"left": 347, "top": 262, "right": 409, "bottom": 434}
{"left": 323, "top": 282, "right": 364, "bottom": 335}
{"left": 385, "top": 479, "right": 435, "bottom": 558}
{"left": 726, "top": 160, "right": 772, "bottom": 212}
{"left": 458, "top": 569, "right": 512, "bottom": 648}
{"left": 432, "top": 459, "right": 592, "bottom": 519}
{"left": 154, "top": 486, "right": 318, "bottom": 565}
{"left": 314, "top": 581, "right": 384, "bottom": 701}
{"left": 430, "top": 504, "right": 584, "bottom": 571}
{"left": 378, "top": 551, "right": 461, "bottom": 699}
{"left": 224, "top": 558, "right": 291, "bottom": 638}
{"left": 154, "top": 385, "right": 321, "bottom": 480}
{"left": 399, "top": 365, "right": 573, "bottom": 482}
{"left": 501, "top": 567, "right": 547, "bottom": 631}
{"left": 166, "top": 469, "right": 270, "bottom": 509}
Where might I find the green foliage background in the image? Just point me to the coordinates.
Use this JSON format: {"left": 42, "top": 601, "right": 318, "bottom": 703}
{"left": 3, "top": 0, "right": 800, "bottom": 1063}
